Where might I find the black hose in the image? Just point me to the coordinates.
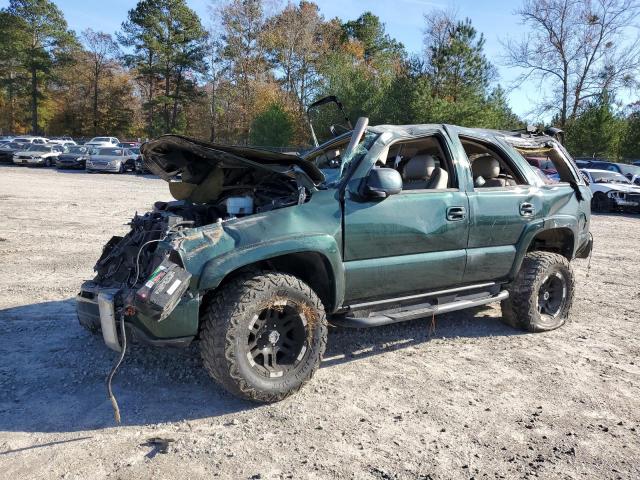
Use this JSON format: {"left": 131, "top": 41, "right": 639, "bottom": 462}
{"left": 106, "top": 312, "right": 127, "bottom": 424}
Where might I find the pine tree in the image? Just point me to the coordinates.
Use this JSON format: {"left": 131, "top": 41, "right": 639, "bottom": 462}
{"left": 119, "top": 0, "right": 206, "bottom": 136}
{"left": 4, "top": 0, "right": 76, "bottom": 134}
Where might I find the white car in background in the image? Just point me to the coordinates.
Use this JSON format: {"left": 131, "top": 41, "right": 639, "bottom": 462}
{"left": 581, "top": 169, "right": 640, "bottom": 213}
{"left": 12, "top": 136, "right": 49, "bottom": 145}
{"left": 48, "top": 137, "right": 77, "bottom": 146}
{"left": 84, "top": 136, "right": 120, "bottom": 148}
{"left": 13, "top": 143, "right": 64, "bottom": 167}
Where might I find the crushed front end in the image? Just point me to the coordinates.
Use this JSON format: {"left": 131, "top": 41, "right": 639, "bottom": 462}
{"left": 77, "top": 205, "right": 208, "bottom": 350}
{"left": 77, "top": 134, "right": 323, "bottom": 351}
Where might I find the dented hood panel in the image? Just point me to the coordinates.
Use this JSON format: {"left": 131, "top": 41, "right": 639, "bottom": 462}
{"left": 141, "top": 135, "right": 325, "bottom": 188}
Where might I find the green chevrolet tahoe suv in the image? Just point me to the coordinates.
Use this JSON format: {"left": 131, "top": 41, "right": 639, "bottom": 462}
{"left": 77, "top": 118, "right": 593, "bottom": 402}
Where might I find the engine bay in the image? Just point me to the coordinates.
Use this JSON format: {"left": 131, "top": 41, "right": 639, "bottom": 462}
{"left": 92, "top": 170, "right": 309, "bottom": 290}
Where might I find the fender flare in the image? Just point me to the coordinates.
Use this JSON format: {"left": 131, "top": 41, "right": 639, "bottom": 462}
{"left": 198, "top": 233, "right": 345, "bottom": 311}
{"left": 509, "top": 217, "right": 579, "bottom": 279}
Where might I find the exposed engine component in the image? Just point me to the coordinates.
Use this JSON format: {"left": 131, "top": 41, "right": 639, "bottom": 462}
{"left": 134, "top": 258, "right": 192, "bottom": 322}
{"left": 92, "top": 174, "right": 310, "bottom": 291}
{"left": 225, "top": 196, "right": 253, "bottom": 216}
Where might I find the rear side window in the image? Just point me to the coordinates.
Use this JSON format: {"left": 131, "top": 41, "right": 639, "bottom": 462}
{"left": 509, "top": 140, "right": 582, "bottom": 184}
{"left": 459, "top": 136, "right": 528, "bottom": 188}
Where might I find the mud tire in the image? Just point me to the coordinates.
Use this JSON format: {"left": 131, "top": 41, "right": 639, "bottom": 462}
{"left": 501, "top": 251, "right": 575, "bottom": 332}
{"left": 200, "top": 271, "right": 327, "bottom": 402}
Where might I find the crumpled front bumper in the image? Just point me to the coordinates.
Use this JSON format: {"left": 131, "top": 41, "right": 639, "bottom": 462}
{"left": 76, "top": 281, "right": 199, "bottom": 351}
{"left": 76, "top": 284, "right": 122, "bottom": 351}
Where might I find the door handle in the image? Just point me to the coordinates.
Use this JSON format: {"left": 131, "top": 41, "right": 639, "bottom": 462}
{"left": 446, "top": 206, "right": 466, "bottom": 221}
{"left": 520, "top": 202, "right": 535, "bottom": 216}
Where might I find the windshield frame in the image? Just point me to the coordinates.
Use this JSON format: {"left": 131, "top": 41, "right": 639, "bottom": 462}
{"left": 328, "top": 130, "right": 379, "bottom": 188}
{"left": 95, "top": 148, "right": 124, "bottom": 156}
{"left": 617, "top": 164, "right": 640, "bottom": 176}
{"left": 64, "top": 145, "right": 88, "bottom": 154}
{"left": 27, "top": 145, "right": 51, "bottom": 152}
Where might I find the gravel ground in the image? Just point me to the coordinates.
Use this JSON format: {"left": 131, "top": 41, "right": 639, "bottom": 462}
{"left": 0, "top": 165, "right": 638, "bottom": 480}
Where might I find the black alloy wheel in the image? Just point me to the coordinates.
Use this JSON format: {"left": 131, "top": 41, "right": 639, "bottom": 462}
{"left": 246, "top": 304, "right": 307, "bottom": 378}
{"left": 200, "top": 271, "right": 327, "bottom": 402}
{"left": 537, "top": 271, "right": 567, "bottom": 318}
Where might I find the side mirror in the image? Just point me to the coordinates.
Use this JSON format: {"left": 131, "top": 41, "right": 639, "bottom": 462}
{"left": 363, "top": 168, "right": 403, "bottom": 199}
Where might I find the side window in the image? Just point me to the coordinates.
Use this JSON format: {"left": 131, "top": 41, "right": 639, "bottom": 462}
{"left": 606, "top": 165, "right": 617, "bottom": 172}
{"left": 376, "top": 134, "right": 456, "bottom": 191}
{"left": 460, "top": 136, "right": 528, "bottom": 188}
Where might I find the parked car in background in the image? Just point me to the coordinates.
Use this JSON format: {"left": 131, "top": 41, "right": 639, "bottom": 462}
{"left": 581, "top": 169, "right": 640, "bottom": 213}
{"left": 530, "top": 166, "right": 557, "bottom": 184}
{"left": 86, "top": 147, "right": 136, "bottom": 173}
{"left": 13, "top": 143, "right": 64, "bottom": 167}
{"left": 131, "top": 147, "right": 150, "bottom": 174}
{"left": 118, "top": 141, "right": 140, "bottom": 149}
{"left": 586, "top": 160, "right": 640, "bottom": 186}
{"left": 574, "top": 159, "right": 592, "bottom": 169}
{"left": 525, "top": 156, "right": 557, "bottom": 175}
{"left": 56, "top": 145, "right": 91, "bottom": 169}
{"left": 0, "top": 136, "right": 14, "bottom": 145}
{"left": 633, "top": 160, "right": 640, "bottom": 167}
{"left": 85, "top": 137, "right": 120, "bottom": 148}
{"left": 0, "top": 142, "right": 29, "bottom": 163}
{"left": 12, "top": 136, "right": 49, "bottom": 145}
{"left": 49, "top": 137, "right": 77, "bottom": 146}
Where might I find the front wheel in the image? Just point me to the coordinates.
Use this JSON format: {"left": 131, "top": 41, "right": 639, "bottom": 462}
{"left": 200, "top": 271, "right": 327, "bottom": 402}
{"left": 501, "top": 251, "right": 575, "bottom": 332}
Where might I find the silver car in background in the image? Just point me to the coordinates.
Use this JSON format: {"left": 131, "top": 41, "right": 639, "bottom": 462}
{"left": 86, "top": 147, "right": 137, "bottom": 173}
{"left": 13, "top": 144, "right": 64, "bottom": 167}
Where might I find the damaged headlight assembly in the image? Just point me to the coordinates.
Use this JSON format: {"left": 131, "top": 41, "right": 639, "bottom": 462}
{"left": 607, "top": 191, "right": 626, "bottom": 200}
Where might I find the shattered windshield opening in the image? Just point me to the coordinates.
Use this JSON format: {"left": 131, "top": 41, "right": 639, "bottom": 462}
{"left": 334, "top": 131, "right": 378, "bottom": 185}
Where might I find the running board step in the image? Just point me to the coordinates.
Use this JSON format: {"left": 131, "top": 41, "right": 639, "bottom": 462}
{"left": 331, "top": 290, "right": 509, "bottom": 328}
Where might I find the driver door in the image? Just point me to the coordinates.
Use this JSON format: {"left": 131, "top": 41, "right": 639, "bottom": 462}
{"left": 342, "top": 132, "right": 469, "bottom": 303}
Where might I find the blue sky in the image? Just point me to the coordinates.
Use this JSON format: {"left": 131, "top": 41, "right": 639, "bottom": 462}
{"left": 1, "top": 0, "right": 545, "bottom": 119}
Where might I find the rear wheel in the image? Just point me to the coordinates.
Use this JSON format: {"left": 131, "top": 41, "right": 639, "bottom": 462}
{"left": 200, "top": 271, "right": 327, "bottom": 402}
{"left": 501, "top": 251, "right": 574, "bottom": 332}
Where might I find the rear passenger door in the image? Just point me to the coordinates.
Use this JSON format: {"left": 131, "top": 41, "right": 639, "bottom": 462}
{"left": 342, "top": 131, "right": 469, "bottom": 303}
{"left": 457, "top": 134, "right": 543, "bottom": 284}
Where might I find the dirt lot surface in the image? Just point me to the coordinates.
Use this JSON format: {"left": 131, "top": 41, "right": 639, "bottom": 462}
{"left": 0, "top": 165, "right": 639, "bottom": 480}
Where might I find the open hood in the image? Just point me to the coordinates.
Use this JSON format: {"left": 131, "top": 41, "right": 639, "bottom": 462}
{"left": 307, "top": 96, "right": 352, "bottom": 147}
{"left": 141, "top": 135, "right": 325, "bottom": 202}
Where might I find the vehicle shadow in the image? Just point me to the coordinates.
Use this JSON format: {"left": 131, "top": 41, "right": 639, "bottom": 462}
{"left": 323, "top": 305, "right": 521, "bottom": 367}
{"left": 0, "top": 298, "right": 519, "bottom": 434}
{"left": 52, "top": 168, "right": 87, "bottom": 174}
{"left": 0, "top": 299, "right": 253, "bottom": 434}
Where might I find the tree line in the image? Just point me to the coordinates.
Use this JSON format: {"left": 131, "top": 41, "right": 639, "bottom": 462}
{"left": 0, "top": 0, "right": 638, "bottom": 160}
